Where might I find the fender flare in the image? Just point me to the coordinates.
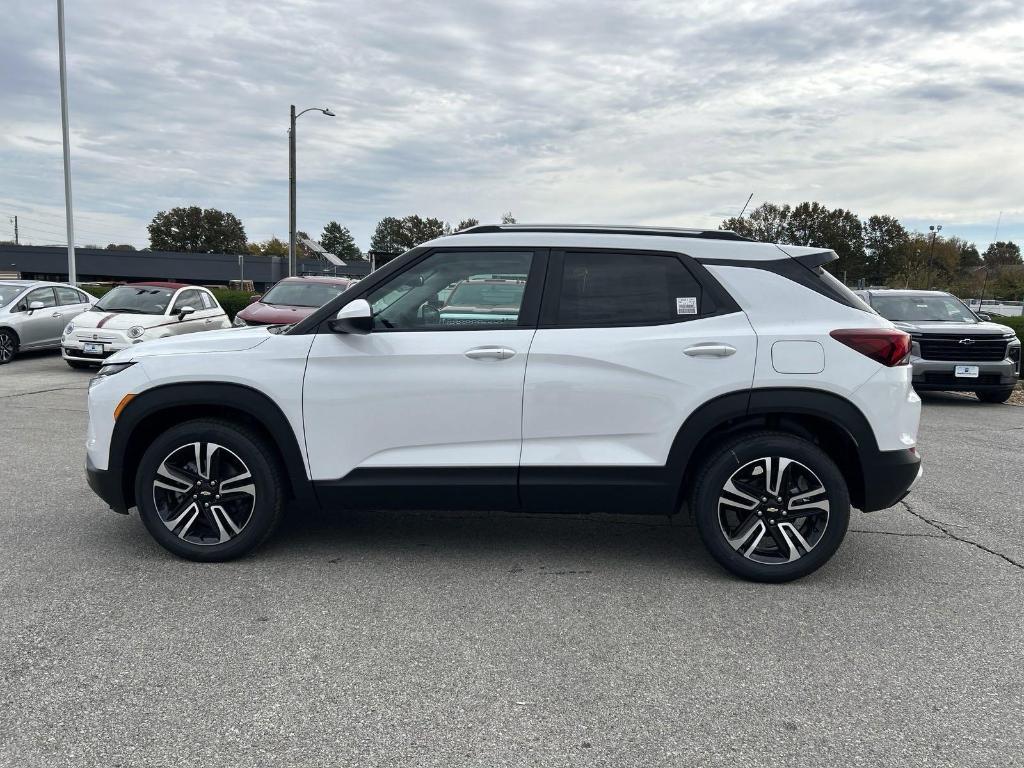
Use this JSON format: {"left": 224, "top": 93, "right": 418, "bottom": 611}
{"left": 110, "top": 382, "right": 315, "bottom": 511}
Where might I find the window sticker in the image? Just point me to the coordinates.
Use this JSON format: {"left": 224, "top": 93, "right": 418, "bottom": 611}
{"left": 676, "top": 297, "right": 698, "bottom": 315}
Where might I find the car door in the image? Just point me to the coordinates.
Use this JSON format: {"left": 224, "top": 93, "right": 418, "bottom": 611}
{"left": 302, "top": 248, "right": 545, "bottom": 509}
{"left": 520, "top": 249, "right": 756, "bottom": 509}
{"left": 16, "top": 287, "right": 63, "bottom": 348}
{"left": 197, "top": 290, "right": 229, "bottom": 329}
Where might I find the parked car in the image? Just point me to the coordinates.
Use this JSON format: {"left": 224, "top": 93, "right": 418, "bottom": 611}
{"left": 856, "top": 289, "right": 1021, "bottom": 403}
{"left": 437, "top": 277, "right": 527, "bottom": 325}
{"left": 62, "top": 282, "right": 231, "bottom": 368}
{"left": 233, "top": 276, "right": 356, "bottom": 327}
{"left": 0, "top": 280, "right": 96, "bottom": 364}
{"left": 85, "top": 224, "right": 922, "bottom": 582}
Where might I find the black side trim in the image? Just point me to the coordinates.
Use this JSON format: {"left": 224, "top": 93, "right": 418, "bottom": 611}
{"left": 315, "top": 467, "right": 519, "bottom": 511}
{"left": 108, "top": 383, "right": 316, "bottom": 512}
{"left": 860, "top": 448, "right": 920, "bottom": 512}
{"left": 86, "top": 454, "right": 128, "bottom": 514}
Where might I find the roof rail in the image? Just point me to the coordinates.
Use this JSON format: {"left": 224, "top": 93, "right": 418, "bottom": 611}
{"left": 453, "top": 224, "right": 750, "bottom": 242}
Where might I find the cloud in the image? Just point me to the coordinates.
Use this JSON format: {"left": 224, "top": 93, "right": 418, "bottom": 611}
{"left": 0, "top": 0, "right": 1021, "bottom": 251}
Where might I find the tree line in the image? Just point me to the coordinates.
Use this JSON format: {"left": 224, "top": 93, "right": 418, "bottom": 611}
{"left": 143, "top": 206, "right": 515, "bottom": 263}
{"left": 721, "top": 202, "right": 1022, "bottom": 299}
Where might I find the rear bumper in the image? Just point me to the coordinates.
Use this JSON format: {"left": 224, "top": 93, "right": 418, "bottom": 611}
{"left": 86, "top": 454, "right": 128, "bottom": 514}
{"left": 860, "top": 447, "right": 922, "bottom": 512}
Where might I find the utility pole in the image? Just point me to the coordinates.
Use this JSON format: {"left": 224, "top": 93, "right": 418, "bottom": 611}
{"left": 57, "top": 0, "right": 76, "bottom": 284}
{"left": 11, "top": 216, "right": 17, "bottom": 245}
{"left": 288, "top": 104, "right": 297, "bottom": 278}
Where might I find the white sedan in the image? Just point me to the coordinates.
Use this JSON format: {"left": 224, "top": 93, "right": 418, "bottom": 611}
{"left": 62, "top": 282, "right": 232, "bottom": 368}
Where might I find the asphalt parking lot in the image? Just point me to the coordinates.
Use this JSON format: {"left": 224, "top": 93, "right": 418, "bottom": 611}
{"left": 1, "top": 351, "right": 1022, "bottom": 767}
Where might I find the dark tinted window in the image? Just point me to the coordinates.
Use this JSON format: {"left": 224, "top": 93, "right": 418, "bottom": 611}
{"left": 555, "top": 252, "right": 704, "bottom": 326}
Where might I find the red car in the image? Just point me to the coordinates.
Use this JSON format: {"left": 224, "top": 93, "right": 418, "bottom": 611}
{"left": 233, "top": 276, "right": 357, "bottom": 327}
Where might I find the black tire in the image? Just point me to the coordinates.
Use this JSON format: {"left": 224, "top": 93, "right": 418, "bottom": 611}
{"left": 135, "top": 419, "right": 285, "bottom": 562}
{"left": 691, "top": 431, "right": 851, "bottom": 583}
{"left": 976, "top": 388, "right": 1014, "bottom": 404}
{"left": 0, "top": 329, "right": 17, "bottom": 365}
{"left": 65, "top": 359, "right": 95, "bottom": 370}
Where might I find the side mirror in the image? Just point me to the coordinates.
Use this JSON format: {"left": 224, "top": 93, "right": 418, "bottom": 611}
{"left": 177, "top": 306, "right": 196, "bottom": 320}
{"left": 976, "top": 312, "right": 991, "bottom": 322}
{"left": 329, "top": 298, "right": 372, "bottom": 334}
{"left": 27, "top": 300, "right": 45, "bottom": 314}
{"left": 249, "top": 294, "right": 262, "bottom": 304}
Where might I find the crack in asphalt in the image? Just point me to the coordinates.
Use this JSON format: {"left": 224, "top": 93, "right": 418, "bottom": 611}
{"left": 849, "top": 528, "right": 946, "bottom": 539}
{"left": 900, "top": 498, "right": 1024, "bottom": 571}
{"left": 0, "top": 385, "right": 86, "bottom": 400}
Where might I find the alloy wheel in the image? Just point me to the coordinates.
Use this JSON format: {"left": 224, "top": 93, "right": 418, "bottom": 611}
{"left": 0, "top": 332, "right": 14, "bottom": 363}
{"left": 152, "top": 441, "right": 256, "bottom": 545}
{"left": 717, "top": 456, "right": 830, "bottom": 565}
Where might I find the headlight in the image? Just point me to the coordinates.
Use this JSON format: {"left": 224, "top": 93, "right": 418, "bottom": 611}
{"left": 90, "top": 361, "right": 135, "bottom": 387}
{"left": 127, "top": 325, "right": 145, "bottom": 339}
{"left": 232, "top": 316, "right": 247, "bottom": 327}
{"left": 63, "top": 322, "right": 75, "bottom": 335}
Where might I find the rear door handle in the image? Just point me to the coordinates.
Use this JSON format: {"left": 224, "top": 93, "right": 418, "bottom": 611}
{"left": 465, "top": 347, "right": 515, "bottom": 361}
{"left": 684, "top": 343, "right": 736, "bottom": 358}
{"left": 204, "top": 318, "right": 214, "bottom": 324}
{"left": 52, "top": 312, "right": 63, "bottom": 318}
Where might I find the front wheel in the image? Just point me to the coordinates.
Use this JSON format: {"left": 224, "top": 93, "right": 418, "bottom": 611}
{"left": 135, "top": 419, "right": 285, "bottom": 561}
{"left": 691, "top": 432, "right": 850, "bottom": 582}
{"left": 977, "top": 388, "right": 1015, "bottom": 404}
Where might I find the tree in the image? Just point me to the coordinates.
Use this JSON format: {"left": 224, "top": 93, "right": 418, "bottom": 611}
{"left": 147, "top": 206, "right": 247, "bottom": 254}
{"left": 501, "top": 212, "right": 517, "bottom": 224}
{"left": 456, "top": 218, "right": 480, "bottom": 231}
{"left": 863, "top": 215, "right": 909, "bottom": 285}
{"left": 105, "top": 243, "right": 137, "bottom": 251}
{"left": 984, "top": 241, "right": 1022, "bottom": 266}
{"left": 320, "top": 221, "right": 363, "bottom": 260}
{"left": 258, "top": 237, "right": 288, "bottom": 257}
{"left": 369, "top": 216, "right": 407, "bottom": 253}
{"left": 721, "top": 202, "right": 792, "bottom": 243}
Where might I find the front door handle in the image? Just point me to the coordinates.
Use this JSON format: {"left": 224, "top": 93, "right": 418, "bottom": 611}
{"left": 684, "top": 343, "right": 737, "bottom": 358}
{"left": 52, "top": 312, "right": 63, "bottom": 318}
{"left": 465, "top": 347, "right": 515, "bottom": 361}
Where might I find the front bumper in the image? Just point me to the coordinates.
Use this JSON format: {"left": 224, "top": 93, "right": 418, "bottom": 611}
{"left": 63, "top": 336, "right": 132, "bottom": 363}
{"left": 910, "top": 356, "right": 1019, "bottom": 392}
{"left": 86, "top": 454, "right": 129, "bottom": 514}
{"left": 860, "top": 447, "right": 922, "bottom": 512}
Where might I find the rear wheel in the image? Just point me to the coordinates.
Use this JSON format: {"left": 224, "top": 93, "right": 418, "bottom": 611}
{"left": 0, "top": 329, "right": 17, "bottom": 364}
{"left": 691, "top": 432, "right": 850, "bottom": 582}
{"left": 135, "top": 419, "right": 285, "bottom": 561}
{"left": 977, "top": 388, "right": 1014, "bottom": 404}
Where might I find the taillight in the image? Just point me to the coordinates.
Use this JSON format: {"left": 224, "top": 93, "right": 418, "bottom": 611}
{"left": 830, "top": 328, "right": 911, "bottom": 367}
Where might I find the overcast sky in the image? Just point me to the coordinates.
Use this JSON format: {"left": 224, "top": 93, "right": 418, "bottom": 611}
{"left": 1, "top": 0, "right": 1021, "bottom": 252}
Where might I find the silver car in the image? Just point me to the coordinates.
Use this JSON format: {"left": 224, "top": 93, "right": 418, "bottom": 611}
{"left": 0, "top": 280, "right": 97, "bottom": 364}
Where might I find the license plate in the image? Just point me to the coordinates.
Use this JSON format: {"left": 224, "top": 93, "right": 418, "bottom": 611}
{"left": 955, "top": 365, "right": 979, "bottom": 378}
{"left": 83, "top": 342, "right": 104, "bottom": 355}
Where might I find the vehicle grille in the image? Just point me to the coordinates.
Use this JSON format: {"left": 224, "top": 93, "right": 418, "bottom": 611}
{"left": 921, "top": 372, "right": 1003, "bottom": 387}
{"left": 73, "top": 332, "right": 120, "bottom": 343}
{"left": 918, "top": 336, "right": 1007, "bottom": 362}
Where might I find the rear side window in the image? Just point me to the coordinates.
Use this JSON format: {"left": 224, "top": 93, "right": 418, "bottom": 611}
{"left": 554, "top": 252, "right": 705, "bottom": 327}
{"left": 56, "top": 287, "right": 85, "bottom": 305}
{"left": 814, "top": 266, "right": 874, "bottom": 313}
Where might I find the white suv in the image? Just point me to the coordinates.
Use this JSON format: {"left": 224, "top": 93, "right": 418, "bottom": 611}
{"left": 85, "top": 225, "right": 922, "bottom": 581}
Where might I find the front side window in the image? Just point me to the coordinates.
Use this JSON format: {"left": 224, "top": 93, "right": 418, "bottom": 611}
{"left": 93, "top": 286, "right": 174, "bottom": 315}
{"left": 24, "top": 287, "right": 57, "bottom": 309}
{"left": 172, "top": 290, "right": 200, "bottom": 314}
{"left": 366, "top": 251, "right": 533, "bottom": 330}
{"left": 555, "top": 252, "right": 704, "bottom": 326}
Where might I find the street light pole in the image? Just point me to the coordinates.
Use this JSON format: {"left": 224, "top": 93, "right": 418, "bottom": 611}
{"left": 924, "top": 224, "right": 942, "bottom": 289}
{"left": 57, "top": 0, "right": 76, "bottom": 284}
{"left": 288, "top": 104, "right": 335, "bottom": 278}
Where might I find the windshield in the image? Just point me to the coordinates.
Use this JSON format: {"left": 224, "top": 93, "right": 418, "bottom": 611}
{"left": 871, "top": 294, "right": 978, "bottom": 323}
{"left": 0, "top": 285, "right": 24, "bottom": 308}
{"left": 260, "top": 281, "right": 347, "bottom": 308}
{"left": 93, "top": 285, "right": 175, "bottom": 315}
{"left": 445, "top": 282, "right": 525, "bottom": 309}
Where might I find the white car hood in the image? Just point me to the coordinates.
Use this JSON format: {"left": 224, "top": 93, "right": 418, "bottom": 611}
{"left": 74, "top": 310, "right": 172, "bottom": 331}
{"left": 107, "top": 326, "right": 273, "bottom": 363}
